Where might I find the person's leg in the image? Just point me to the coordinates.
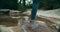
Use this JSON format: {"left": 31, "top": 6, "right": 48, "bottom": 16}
{"left": 31, "top": 0, "right": 42, "bottom": 20}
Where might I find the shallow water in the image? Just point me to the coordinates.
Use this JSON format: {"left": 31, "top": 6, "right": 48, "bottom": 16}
{"left": 23, "top": 9, "right": 60, "bottom": 24}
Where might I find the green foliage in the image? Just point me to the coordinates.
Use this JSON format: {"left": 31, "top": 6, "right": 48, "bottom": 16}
{"left": 39, "top": 0, "right": 60, "bottom": 10}
{"left": 0, "top": 0, "right": 60, "bottom": 10}
{"left": 18, "top": 0, "right": 27, "bottom": 13}
{"left": 0, "top": 0, "right": 18, "bottom": 10}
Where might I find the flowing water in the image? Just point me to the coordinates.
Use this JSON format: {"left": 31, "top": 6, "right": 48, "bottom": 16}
{"left": 0, "top": 9, "right": 60, "bottom": 32}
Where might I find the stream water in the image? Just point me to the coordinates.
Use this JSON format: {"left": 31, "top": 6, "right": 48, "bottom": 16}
{"left": 23, "top": 9, "right": 60, "bottom": 24}
{"left": 0, "top": 9, "right": 60, "bottom": 32}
